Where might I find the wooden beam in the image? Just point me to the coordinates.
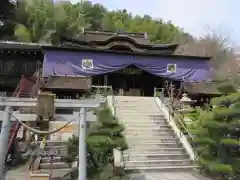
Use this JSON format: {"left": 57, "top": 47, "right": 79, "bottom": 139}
{"left": 0, "top": 111, "right": 97, "bottom": 122}
{"left": 0, "top": 97, "right": 105, "bottom": 108}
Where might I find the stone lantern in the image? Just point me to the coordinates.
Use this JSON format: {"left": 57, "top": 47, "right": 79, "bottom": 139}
{"left": 178, "top": 93, "right": 195, "bottom": 124}
{"left": 178, "top": 93, "right": 194, "bottom": 112}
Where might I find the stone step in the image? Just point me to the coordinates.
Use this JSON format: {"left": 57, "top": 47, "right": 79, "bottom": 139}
{"left": 126, "top": 137, "right": 178, "bottom": 143}
{"left": 116, "top": 105, "right": 157, "bottom": 109}
{"left": 117, "top": 106, "right": 158, "bottom": 110}
{"left": 128, "top": 142, "right": 181, "bottom": 149}
{"left": 115, "top": 96, "right": 154, "bottom": 99}
{"left": 45, "top": 140, "right": 67, "bottom": 146}
{"left": 124, "top": 159, "right": 191, "bottom": 167}
{"left": 117, "top": 108, "right": 159, "bottom": 112}
{"left": 41, "top": 156, "right": 62, "bottom": 163}
{"left": 119, "top": 114, "right": 164, "bottom": 117}
{"left": 118, "top": 111, "right": 161, "bottom": 114}
{"left": 44, "top": 145, "right": 67, "bottom": 151}
{"left": 124, "top": 165, "right": 199, "bottom": 172}
{"left": 121, "top": 117, "right": 166, "bottom": 122}
{"left": 115, "top": 98, "right": 154, "bottom": 101}
{"left": 43, "top": 149, "right": 68, "bottom": 155}
{"left": 124, "top": 148, "right": 185, "bottom": 154}
{"left": 116, "top": 97, "right": 154, "bottom": 99}
{"left": 117, "top": 107, "right": 158, "bottom": 110}
{"left": 124, "top": 131, "right": 175, "bottom": 137}
{"left": 39, "top": 162, "right": 69, "bottom": 169}
{"left": 39, "top": 168, "right": 71, "bottom": 178}
{"left": 115, "top": 99, "right": 154, "bottom": 102}
{"left": 120, "top": 112, "right": 164, "bottom": 115}
{"left": 123, "top": 121, "right": 167, "bottom": 125}
{"left": 124, "top": 123, "right": 170, "bottom": 128}
{"left": 122, "top": 122, "right": 167, "bottom": 126}
{"left": 125, "top": 127, "right": 173, "bottom": 132}
{"left": 41, "top": 150, "right": 67, "bottom": 157}
{"left": 123, "top": 153, "right": 189, "bottom": 161}
{"left": 119, "top": 113, "right": 162, "bottom": 116}
{"left": 115, "top": 101, "right": 155, "bottom": 104}
{"left": 117, "top": 107, "right": 158, "bottom": 111}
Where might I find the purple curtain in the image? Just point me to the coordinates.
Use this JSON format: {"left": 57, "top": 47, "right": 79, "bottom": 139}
{"left": 43, "top": 50, "right": 212, "bottom": 82}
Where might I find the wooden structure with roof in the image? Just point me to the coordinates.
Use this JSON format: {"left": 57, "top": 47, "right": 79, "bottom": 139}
{"left": 61, "top": 29, "right": 178, "bottom": 54}
{"left": 0, "top": 41, "right": 43, "bottom": 94}
{"left": 183, "top": 82, "right": 223, "bottom": 106}
{"left": 0, "top": 29, "right": 212, "bottom": 97}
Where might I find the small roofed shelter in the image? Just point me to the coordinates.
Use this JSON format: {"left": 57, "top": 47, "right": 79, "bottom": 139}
{"left": 44, "top": 76, "right": 92, "bottom": 99}
{"left": 0, "top": 41, "right": 92, "bottom": 98}
{"left": 0, "top": 41, "right": 43, "bottom": 94}
{"left": 183, "top": 82, "right": 223, "bottom": 106}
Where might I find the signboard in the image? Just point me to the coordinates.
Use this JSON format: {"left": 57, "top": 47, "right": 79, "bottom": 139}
{"left": 167, "top": 64, "right": 177, "bottom": 73}
{"left": 82, "top": 59, "right": 93, "bottom": 69}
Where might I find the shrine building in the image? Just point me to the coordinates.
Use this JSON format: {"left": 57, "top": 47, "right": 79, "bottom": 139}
{"left": 0, "top": 29, "right": 212, "bottom": 98}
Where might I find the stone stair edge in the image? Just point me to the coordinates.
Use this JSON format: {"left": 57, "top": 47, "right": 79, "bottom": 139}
{"left": 112, "top": 96, "right": 196, "bottom": 172}
{"left": 124, "top": 165, "right": 199, "bottom": 170}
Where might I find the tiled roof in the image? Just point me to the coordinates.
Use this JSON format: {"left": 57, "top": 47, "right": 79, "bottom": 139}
{"left": 45, "top": 76, "right": 92, "bottom": 90}
{"left": 183, "top": 82, "right": 223, "bottom": 95}
{"left": 78, "top": 29, "right": 152, "bottom": 45}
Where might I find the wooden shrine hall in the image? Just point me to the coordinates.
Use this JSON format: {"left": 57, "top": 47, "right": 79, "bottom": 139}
{"left": 0, "top": 29, "right": 211, "bottom": 97}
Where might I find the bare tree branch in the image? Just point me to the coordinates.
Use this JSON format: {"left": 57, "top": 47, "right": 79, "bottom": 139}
{"left": 174, "top": 29, "right": 239, "bottom": 84}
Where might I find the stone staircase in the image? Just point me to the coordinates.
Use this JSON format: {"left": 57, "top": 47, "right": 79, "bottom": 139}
{"left": 38, "top": 140, "right": 71, "bottom": 178}
{"left": 114, "top": 96, "right": 197, "bottom": 172}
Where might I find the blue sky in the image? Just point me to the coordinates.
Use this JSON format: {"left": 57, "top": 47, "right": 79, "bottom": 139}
{"left": 68, "top": 0, "right": 239, "bottom": 46}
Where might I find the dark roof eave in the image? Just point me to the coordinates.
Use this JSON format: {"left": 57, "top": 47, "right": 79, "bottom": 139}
{"left": 83, "top": 35, "right": 179, "bottom": 50}
{"left": 153, "top": 44, "right": 178, "bottom": 49}
{"left": 0, "top": 44, "right": 42, "bottom": 51}
{"left": 0, "top": 41, "right": 211, "bottom": 60}
{"left": 42, "top": 44, "right": 211, "bottom": 60}
{"left": 187, "top": 92, "right": 222, "bottom": 96}
{"left": 0, "top": 41, "right": 43, "bottom": 51}
{"left": 90, "top": 39, "right": 178, "bottom": 50}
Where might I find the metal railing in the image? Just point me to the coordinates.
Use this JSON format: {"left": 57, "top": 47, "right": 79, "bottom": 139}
{"left": 154, "top": 87, "right": 198, "bottom": 161}
{"left": 164, "top": 102, "right": 193, "bottom": 139}
{"left": 159, "top": 97, "right": 198, "bottom": 161}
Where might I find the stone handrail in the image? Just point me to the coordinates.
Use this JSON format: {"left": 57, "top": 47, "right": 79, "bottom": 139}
{"left": 107, "top": 95, "right": 124, "bottom": 170}
{"left": 154, "top": 97, "right": 196, "bottom": 161}
{"left": 113, "top": 149, "right": 124, "bottom": 171}
{"left": 29, "top": 172, "right": 50, "bottom": 180}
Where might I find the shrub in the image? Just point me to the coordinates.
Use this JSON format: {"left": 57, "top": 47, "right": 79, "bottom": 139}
{"left": 193, "top": 92, "right": 240, "bottom": 179}
{"left": 65, "top": 105, "right": 128, "bottom": 179}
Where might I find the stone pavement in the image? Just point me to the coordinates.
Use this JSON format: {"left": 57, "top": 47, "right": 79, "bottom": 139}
{"left": 6, "top": 163, "right": 29, "bottom": 180}
{"left": 130, "top": 171, "right": 212, "bottom": 180}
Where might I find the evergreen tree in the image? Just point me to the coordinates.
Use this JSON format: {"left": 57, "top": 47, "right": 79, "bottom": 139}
{"left": 64, "top": 106, "right": 128, "bottom": 179}
{"left": 86, "top": 106, "right": 127, "bottom": 172}
{"left": 0, "top": 0, "right": 15, "bottom": 39}
{"left": 194, "top": 92, "right": 240, "bottom": 179}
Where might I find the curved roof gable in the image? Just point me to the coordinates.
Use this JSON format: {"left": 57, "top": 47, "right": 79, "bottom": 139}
{"left": 62, "top": 29, "right": 178, "bottom": 54}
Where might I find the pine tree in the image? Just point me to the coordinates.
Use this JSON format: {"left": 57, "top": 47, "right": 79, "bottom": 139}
{"left": 194, "top": 92, "right": 240, "bottom": 179}
{"left": 86, "top": 106, "right": 127, "bottom": 165}
{"left": 64, "top": 105, "right": 128, "bottom": 179}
